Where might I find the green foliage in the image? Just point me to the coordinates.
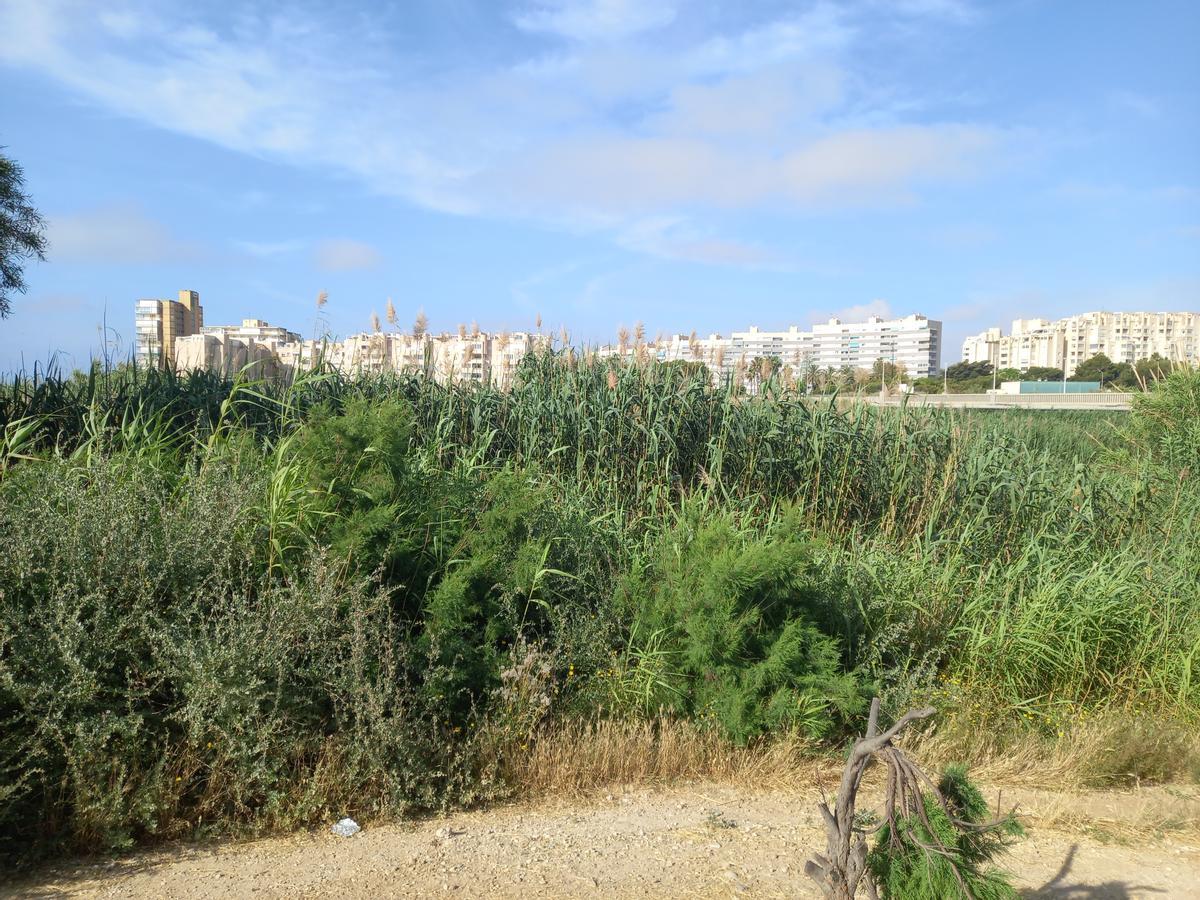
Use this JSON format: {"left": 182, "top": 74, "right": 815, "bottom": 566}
{"left": 868, "top": 765, "right": 1023, "bottom": 900}
{"left": 944, "top": 360, "right": 993, "bottom": 381}
{"left": 1069, "top": 353, "right": 1126, "bottom": 385}
{"left": 421, "top": 471, "right": 618, "bottom": 720}
{"left": 287, "top": 396, "right": 452, "bottom": 584}
{"left": 0, "top": 147, "right": 48, "bottom": 318}
{"left": 615, "top": 512, "right": 867, "bottom": 742}
{"left": 0, "top": 453, "right": 472, "bottom": 861}
{"left": 1023, "top": 366, "right": 1065, "bottom": 382}
{"left": 0, "top": 357, "right": 1196, "bottom": 865}
{"left": 1127, "top": 367, "right": 1200, "bottom": 470}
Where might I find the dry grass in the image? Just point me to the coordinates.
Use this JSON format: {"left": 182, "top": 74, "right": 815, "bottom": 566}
{"left": 496, "top": 710, "right": 1200, "bottom": 805}
{"left": 497, "top": 718, "right": 830, "bottom": 798}
{"left": 1014, "top": 785, "right": 1200, "bottom": 840}
{"left": 493, "top": 715, "right": 1200, "bottom": 847}
{"left": 913, "top": 710, "right": 1200, "bottom": 790}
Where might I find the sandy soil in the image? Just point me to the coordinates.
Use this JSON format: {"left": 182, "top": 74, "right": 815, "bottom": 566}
{"left": 5, "top": 782, "right": 1198, "bottom": 899}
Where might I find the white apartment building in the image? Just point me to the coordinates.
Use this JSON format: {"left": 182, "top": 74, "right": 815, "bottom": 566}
{"left": 273, "top": 329, "right": 551, "bottom": 388}
{"left": 175, "top": 332, "right": 283, "bottom": 379}
{"left": 175, "top": 318, "right": 300, "bottom": 379}
{"left": 202, "top": 319, "right": 301, "bottom": 351}
{"left": 139, "top": 292, "right": 556, "bottom": 386}
{"left": 599, "top": 313, "right": 943, "bottom": 382}
{"left": 962, "top": 311, "right": 1200, "bottom": 376}
{"left": 804, "top": 314, "right": 941, "bottom": 376}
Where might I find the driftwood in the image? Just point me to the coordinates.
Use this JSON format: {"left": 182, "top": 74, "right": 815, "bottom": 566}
{"left": 804, "top": 698, "right": 1010, "bottom": 900}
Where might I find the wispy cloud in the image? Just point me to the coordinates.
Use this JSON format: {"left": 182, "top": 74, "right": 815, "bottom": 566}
{"left": 314, "top": 239, "right": 383, "bottom": 271}
{"left": 510, "top": 258, "right": 594, "bottom": 307}
{"left": 48, "top": 205, "right": 204, "bottom": 264}
{"left": 1109, "top": 89, "right": 1161, "bottom": 119}
{"left": 236, "top": 239, "right": 307, "bottom": 258}
{"left": 0, "top": 0, "right": 1002, "bottom": 266}
{"left": 513, "top": 0, "right": 676, "bottom": 42}
{"left": 882, "top": 0, "right": 978, "bottom": 24}
{"left": 616, "top": 218, "right": 783, "bottom": 268}
{"left": 1053, "top": 181, "right": 1198, "bottom": 204}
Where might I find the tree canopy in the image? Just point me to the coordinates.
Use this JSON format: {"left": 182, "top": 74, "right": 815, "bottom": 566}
{"left": 944, "top": 360, "right": 993, "bottom": 381}
{"left": 0, "top": 148, "right": 47, "bottom": 318}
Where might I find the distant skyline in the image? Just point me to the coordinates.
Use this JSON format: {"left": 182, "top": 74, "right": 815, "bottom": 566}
{"left": 1, "top": 0, "right": 1198, "bottom": 372}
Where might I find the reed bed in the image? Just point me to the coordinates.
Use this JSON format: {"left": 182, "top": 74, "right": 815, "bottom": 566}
{"left": 0, "top": 355, "right": 1196, "bottom": 863}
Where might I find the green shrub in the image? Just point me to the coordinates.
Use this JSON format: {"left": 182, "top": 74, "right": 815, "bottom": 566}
{"left": 1, "top": 358, "right": 1196, "bottom": 864}
{"left": 1128, "top": 367, "right": 1200, "bottom": 470}
{"left": 421, "top": 471, "right": 619, "bottom": 721}
{"left": 288, "top": 396, "right": 461, "bottom": 586}
{"left": 868, "top": 764, "right": 1023, "bottom": 899}
{"left": 615, "top": 511, "right": 867, "bottom": 742}
{"left": 0, "top": 451, "right": 474, "bottom": 865}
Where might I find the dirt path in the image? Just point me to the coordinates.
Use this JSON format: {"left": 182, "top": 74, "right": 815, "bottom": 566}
{"left": 6, "top": 782, "right": 1199, "bottom": 898}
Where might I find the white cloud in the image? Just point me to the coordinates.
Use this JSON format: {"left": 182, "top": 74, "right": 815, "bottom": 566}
{"left": 650, "top": 63, "right": 845, "bottom": 137}
{"left": 1109, "top": 89, "right": 1160, "bottom": 119}
{"left": 513, "top": 0, "right": 676, "bottom": 42}
{"left": 484, "top": 124, "right": 998, "bottom": 218}
{"left": 1053, "top": 181, "right": 1198, "bottom": 204}
{"left": 687, "top": 5, "right": 853, "bottom": 75}
{"left": 314, "top": 239, "right": 383, "bottom": 271}
{"left": 48, "top": 205, "right": 203, "bottom": 264}
{"left": 0, "top": 0, "right": 1002, "bottom": 267}
{"left": 883, "top": 0, "right": 977, "bottom": 23}
{"left": 236, "top": 239, "right": 307, "bottom": 258}
{"left": 616, "top": 218, "right": 781, "bottom": 268}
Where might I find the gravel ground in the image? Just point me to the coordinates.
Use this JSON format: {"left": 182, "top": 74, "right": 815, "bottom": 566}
{"left": 5, "top": 782, "right": 1198, "bottom": 898}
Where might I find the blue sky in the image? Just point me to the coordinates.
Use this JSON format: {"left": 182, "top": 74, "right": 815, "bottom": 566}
{"left": 1, "top": 0, "right": 1197, "bottom": 371}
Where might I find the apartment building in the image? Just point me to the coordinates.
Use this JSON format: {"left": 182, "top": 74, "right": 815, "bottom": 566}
{"left": 135, "top": 289, "right": 203, "bottom": 368}
{"left": 808, "top": 314, "right": 942, "bottom": 377}
{"left": 598, "top": 313, "right": 943, "bottom": 382}
{"left": 174, "top": 332, "right": 283, "bottom": 379}
{"left": 135, "top": 290, "right": 563, "bottom": 385}
{"left": 201, "top": 319, "right": 301, "bottom": 350}
{"left": 962, "top": 311, "right": 1200, "bottom": 375}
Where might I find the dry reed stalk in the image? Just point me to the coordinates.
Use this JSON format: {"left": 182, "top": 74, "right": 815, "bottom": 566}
{"left": 912, "top": 711, "right": 1200, "bottom": 790}
{"left": 498, "top": 718, "right": 824, "bottom": 798}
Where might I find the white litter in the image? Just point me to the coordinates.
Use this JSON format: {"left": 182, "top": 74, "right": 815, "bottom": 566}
{"left": 331, "top": 817, "right": 361, "bottom": 837}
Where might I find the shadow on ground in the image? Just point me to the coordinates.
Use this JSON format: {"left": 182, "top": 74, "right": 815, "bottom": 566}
{"left": 1022, "top": 845, "right": 1165, "bottom": 899}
